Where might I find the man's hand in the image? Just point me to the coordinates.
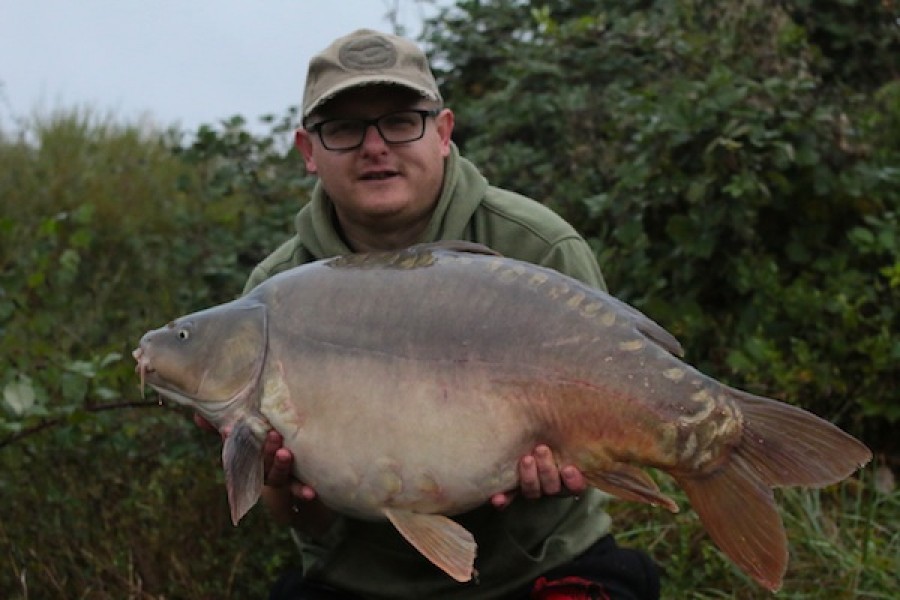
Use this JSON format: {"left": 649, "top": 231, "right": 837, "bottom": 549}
{"left": 194, "top": 412, "right": 331, "bottom": 533}
{"left": 257, "top": 429, "right": 333, "bottom": 535}
{"left": 262, "top": 430, "right": 316, "bottom": 501}
{"left": 193, "top": 413, "right": 317, "bottom": 501}
{"left": 490, "top": 444, "right": 587, "bottom": 509}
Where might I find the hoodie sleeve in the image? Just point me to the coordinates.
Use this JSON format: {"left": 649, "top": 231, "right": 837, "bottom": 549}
{"left": 538, "top": 237, "right": 608, "bottom": 292}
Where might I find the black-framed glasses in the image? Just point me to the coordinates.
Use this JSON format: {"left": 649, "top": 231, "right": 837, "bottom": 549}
{"left": 307, "top": 109, "right": 441, "bottom": 151}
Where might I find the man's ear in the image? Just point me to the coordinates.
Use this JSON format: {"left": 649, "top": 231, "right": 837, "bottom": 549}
{"left": 435, "top": 108, "right": 455, "bottom": 157}
{"left": 295, "top": 129, "right": 317, "bottom": 174}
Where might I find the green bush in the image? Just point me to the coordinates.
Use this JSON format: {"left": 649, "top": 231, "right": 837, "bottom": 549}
{"left": 423, "top": 0, "right": 900, "bottom": 446}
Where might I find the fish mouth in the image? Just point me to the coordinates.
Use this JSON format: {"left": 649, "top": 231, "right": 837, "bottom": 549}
{"left": 131, "top": 346, "right": 195, "bottom": 410}
{"left": 130, "top": 345, "right": 234, "bottom": 421}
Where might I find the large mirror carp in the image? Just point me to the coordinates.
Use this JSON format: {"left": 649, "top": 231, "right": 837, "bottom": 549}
{"left": 133, "top": 241, "right": 871, "bottom": 591}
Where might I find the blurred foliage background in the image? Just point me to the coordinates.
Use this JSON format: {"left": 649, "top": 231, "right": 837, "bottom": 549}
{"left": 1, "top": 0, "right": 897, "bottom": 598}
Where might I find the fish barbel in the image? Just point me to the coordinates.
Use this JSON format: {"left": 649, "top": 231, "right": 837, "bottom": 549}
{"left": 133, "top": 241, "right": 871, "bottom": 591}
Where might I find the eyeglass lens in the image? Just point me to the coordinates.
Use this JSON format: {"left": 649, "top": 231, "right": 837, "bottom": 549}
{"left": 317, "top": 110, "right": 433, "bottom": 150}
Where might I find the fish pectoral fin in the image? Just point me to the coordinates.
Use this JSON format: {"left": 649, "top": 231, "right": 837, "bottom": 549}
{"left": 583, "top": 463, "right": 679, "bottom": 513}
{"left": 383, "top": 508, "right": 477, "bottom": 582}
{"left": 222, "top": 420, "right": 265, "bottom": 526}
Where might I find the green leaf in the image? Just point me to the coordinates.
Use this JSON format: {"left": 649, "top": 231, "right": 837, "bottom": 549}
{"left": 61, "top": 371, "right": 89, "bottom": 404}
{"left": 848, "top": 226, "right": 875, "bottom": 247}
{"left": 66, "top": 359, "right": 97, "bottom": 378}
{"left": 3, "top": 376, "right": 36, "bottom": 416}
{"left": 99, "top": 352, "right": 123, "bottom": 368}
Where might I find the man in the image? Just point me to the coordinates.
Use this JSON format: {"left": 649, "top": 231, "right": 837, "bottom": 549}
{"left": 243, "top": 28, "right": 660, "bottom": 599}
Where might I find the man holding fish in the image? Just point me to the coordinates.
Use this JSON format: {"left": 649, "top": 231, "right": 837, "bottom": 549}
{"left": 246, "top": 28, "right": 660, "bottom": 599}
{"left": 143, "top": 25, "right": 870, "bottom": 598}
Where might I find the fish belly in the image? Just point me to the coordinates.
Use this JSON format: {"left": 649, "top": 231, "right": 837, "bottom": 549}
{"left": 260, "top": 352, "right": 535, "bottom": 520}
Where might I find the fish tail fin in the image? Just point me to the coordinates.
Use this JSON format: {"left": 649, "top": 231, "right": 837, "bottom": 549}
{"left": 674, "top": 389, "right": 872, "bottom": 591}
{"left": 674, "top": 452, "right": 786, "bottom": 591}
{"left": 732, "top": 389, "right": 872, "bottom": 488}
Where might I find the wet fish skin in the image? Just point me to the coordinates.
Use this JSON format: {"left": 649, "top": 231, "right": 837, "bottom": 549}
{"left": 133, "top": 241, "right": 872, "bottom": 591}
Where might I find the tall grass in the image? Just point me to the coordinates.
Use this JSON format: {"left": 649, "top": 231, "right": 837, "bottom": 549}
{"left": 609, "top": 465, "right": 898, "bottom": 598}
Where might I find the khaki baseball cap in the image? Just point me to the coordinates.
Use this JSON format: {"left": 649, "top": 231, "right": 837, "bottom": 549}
{"left": 302, "top": 29, "right": 443, "bottom": 118}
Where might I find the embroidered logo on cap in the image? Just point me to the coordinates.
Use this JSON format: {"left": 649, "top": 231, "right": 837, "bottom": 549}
{"left": 338, "top": 35, "right": 397, "bottom": 70}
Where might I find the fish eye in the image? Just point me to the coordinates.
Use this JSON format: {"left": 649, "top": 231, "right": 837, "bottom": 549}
{"left": 177, "top": 328, "right": 190, "bottom": 340}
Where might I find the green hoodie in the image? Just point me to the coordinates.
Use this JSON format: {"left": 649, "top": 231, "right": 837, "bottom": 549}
{"left": 247, "top": 144, "right": 612, "bottom": 599}
{"left": 245, "top": 144, "right": 606, "bottom": 294}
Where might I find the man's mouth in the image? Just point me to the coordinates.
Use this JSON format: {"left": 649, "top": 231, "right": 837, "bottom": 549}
{"left": 360, "top": 170, "right": 399, "bottom": 181}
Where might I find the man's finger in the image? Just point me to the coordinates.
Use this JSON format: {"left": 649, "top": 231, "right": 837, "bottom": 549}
{"left": 490, "top": 489, "right": 517, "bottom": 509}
{"left": 534, "top": 445, "right": 562, "bottom": 495}
{"left": 193, "top": 413, "right": 217, "bottom": 433}
{"left": 561, "top": 465, "right": 587, "bottom": 494}
{"left": 291, "top": 481, "right": 318, "bottom": 502}
{"left": 519, "top": 455, "right": 541, "bottom": 498}
{"left": 262, "top": 430, "right": 284, "bottom": 473}
{"left": 265, "top": 447, "right": 294, "bottom": 487}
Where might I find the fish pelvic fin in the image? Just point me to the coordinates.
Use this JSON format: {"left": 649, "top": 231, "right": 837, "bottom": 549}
{"left": 582, "top": 463, "right": 679, "bottom": 513}
{"left": 672, "top": 389, "right": 872, "bottom": 592}
{"left": 383, "top": 508, "right": 477, "bottom": 583}
{"left": 222, "top": 418, "right": 267, "bottom": 526}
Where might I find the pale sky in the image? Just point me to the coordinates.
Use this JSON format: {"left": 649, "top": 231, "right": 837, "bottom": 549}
{"left": 0, "top": 0, "right": 440, "bottom": 134}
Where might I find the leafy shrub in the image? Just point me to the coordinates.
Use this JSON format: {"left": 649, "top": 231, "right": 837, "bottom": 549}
{"left": 0, "top": 108, "right": 307, "bottom": 598}
{"left": 423, "top": 0, "right": 900, "bottom": 447}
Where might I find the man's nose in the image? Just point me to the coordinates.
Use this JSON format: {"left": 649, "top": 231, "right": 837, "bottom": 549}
{"left": 360, "top": 123, "right": 389, "bottom": 151}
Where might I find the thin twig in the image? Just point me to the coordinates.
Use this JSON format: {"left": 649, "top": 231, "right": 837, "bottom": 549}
{"left": 0, "top": 400, "right": 161, "bottom": 449}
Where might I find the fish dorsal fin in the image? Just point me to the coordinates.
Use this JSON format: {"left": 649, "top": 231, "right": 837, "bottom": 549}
{"left": 605, "top": 295, "right": 685, "bottom": 357}
{"left": 635, "top": 316, "right": 684, "bottom": 358}
{"left": 582, "top": 462, "right": 679, "bottom": 513}
{"left": 222, "top": 418, "right": 267, "bottom": 525}
{"left": 410, "top": 240, "right": 502, "bottom": 257}
{"left": 326, "top": 241, "right": 502, "bottom": 271}
{"left": 383, "top": 508, "right": 477, "bottom": 582}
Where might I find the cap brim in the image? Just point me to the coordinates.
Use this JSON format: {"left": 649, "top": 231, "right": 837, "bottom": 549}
{"left": 303, "top": 75, "right": 441, "bottom": 117}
